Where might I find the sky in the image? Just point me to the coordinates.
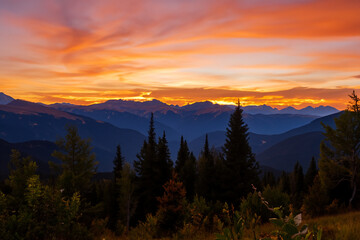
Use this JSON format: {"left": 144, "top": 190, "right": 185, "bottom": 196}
{"left": 0, "top": 0, "right": 359, "bottom": 109}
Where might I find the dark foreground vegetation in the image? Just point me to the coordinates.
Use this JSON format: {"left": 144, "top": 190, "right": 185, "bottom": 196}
{"left": 0, "top": 91, "right": 359, "bottom": 239}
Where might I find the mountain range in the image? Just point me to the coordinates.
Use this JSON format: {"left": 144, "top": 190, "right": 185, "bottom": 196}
{"left": 0, "top": 92, "right": 342, "bottom": 173}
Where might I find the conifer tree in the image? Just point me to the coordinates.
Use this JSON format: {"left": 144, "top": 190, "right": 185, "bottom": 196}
{"left": 108, "top": 145, "right": 125, "bottom": 231}
{"left": 119, "top": 163, "right": 136, "bottom": 232}
{"left": 156, "top": 172, "right": 187, "bottom": 236}
{"left": 197, "top": 134, "right": 215, "bottom": 201}
{"left": 319, "top": 90, "right": 360, "bottom": 207}
{"left": 262, "top": 171, "right": 276, "bottom": 188}
{"left": 279, "top": 171, "right": 291, "bottom": 194}
{"left": 8, "top": 149, "right": 37, "bottom": 204}
{"left": 157, "top": 131, "right": 173, "bottom": 186}
{"left": 305, "top": 157, "right": 318, "bottom": 190}
{"left": 134, "top": 113, "right": 158, "bottom": 218}
{"left": 222, "top": 101, "right": 259, "bottom": 204}
{"left": 50, "top": 125, "right": 97, "bottom": 197}
{"left": 175, "top": 136, "right": 188, "bottom": 173}
{"left": 291, "top": 162, "right": 304, "bottom": 210}
{"left": 113, "top": 145, "right": 124, "bottom": 182}
{"left": 175, "top": 136, "right": 196, "bottom": 200}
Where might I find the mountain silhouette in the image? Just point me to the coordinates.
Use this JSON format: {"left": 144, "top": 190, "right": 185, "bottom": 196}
{"left": 0, "top": 100, "right": 146, "bottom": 171}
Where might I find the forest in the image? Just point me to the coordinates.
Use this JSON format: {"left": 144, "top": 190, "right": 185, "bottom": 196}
{"left": 0, "top": 91, "right": 359, "bottom": 240}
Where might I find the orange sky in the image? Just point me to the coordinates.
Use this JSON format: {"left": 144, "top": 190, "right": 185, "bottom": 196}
{"left": 0, "top": 0, "right": 359, "bottom": 109}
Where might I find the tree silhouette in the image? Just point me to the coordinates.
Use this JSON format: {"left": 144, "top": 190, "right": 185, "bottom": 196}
{"left": 222, "top": 101, "right": 259, "bottom": 204}
{"left": 50, "top": 125, "right": 97, "bottom": 197}
{"left": 319, "top": 90, "right": 360, "bottom": 207}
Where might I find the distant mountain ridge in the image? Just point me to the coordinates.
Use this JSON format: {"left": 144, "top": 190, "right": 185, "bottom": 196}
{"left": 0, "top": 93, "right": 343, "bottom": 173}
{"left": 0, "top": 92, "right": 14, "bottom": 105}
{"left": 51, "top": 99, "right": 339, "bottom": 117}
{"left": 241, "top": 104, "right": 339, "bottom": 116}
{"left": 0, "top": 100, "right": 146, "bottom": 171}
{"left": 52, "top": 100, "right": 321, "bottom": 138}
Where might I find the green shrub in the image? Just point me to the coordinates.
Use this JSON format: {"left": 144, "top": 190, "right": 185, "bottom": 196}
{"left": 240, "top": 185, "right": 290, "bottom": 223}
{"left": 302, "top": 176, "right": 328, "bottom": 217}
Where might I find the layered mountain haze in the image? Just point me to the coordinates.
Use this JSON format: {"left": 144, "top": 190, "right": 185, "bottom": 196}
{"left": 52, "top": 99, "right": 324, "bottom": 139}
{"left": 0, "top": 93, "right": 341, "bottom": 172}
{"left": 242, "top": 104, "right": 339, "bottom": 116}
{"left": 0, "top": 99, "right": 146, "bottom": 171}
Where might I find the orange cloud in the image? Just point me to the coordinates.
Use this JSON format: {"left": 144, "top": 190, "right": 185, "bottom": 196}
{"left": 0, "top": 0, "right": 359, "bottom": 108}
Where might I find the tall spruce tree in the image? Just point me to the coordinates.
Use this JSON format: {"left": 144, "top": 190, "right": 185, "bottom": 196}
{"left": 175, "top": 136, "right": 196, "bottom": 200}
{"left": 291, "top": 162, "right": 304, "bottom": 210}
{"left": 108, "top": 145, "right": 125, "bottom": 230}
{"left": 157, "top": 132, "right": 173, "bottom": 186}
{"left": 222, "top": 101, "right": 259, "bottom": 204}
{"left": 134, "top": 113, "right": 158, "bottom": 219}
{"left": 319, "top": 90, "right": 360, "bottom": 207}
{"left": 50, "top": 125, "right": 97, "bottom": 197}
{"left": 175, "top": 136, "right": 188, "bottom": 173}
{"left": 279, "top": 171, "right": 291, "bottom": 194}
{"left": 197, "top": 134, "right": 215, "bottom": 201}
{"left": 305, "top": 157, "right": 318, "bottom": 190}
{"left": 114, "top": 145, "right": 124, "bottom": 181}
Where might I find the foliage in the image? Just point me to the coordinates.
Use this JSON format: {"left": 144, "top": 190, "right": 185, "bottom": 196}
{"left": 302, "top": 176, "right": 329, "bottom": 217}
{"left": 222, "top": 101, "right": 259, "bottom": 205}
{"left": 197, "top": 134, "right": 216, "bottom": 201}
{"left": 8, "top": 149, "right": 37, "bottom": 203}
{"left": 156, "top": 172, "right": 187, "bottom": 237}
{"left": 134, "top": 113, "right": 172, "bottom": 219}
{"left": 129, "top": 214, "right": 158, "bottom": 240}
{"left": 319, "top": 90, "right": 360, "bottom": 207}
{"left": 119, "top": 162, "right": 136, "bottom": 232}
{"left": 176, "top": 136, "right": 197, "bottom": 200}
{"left": 304, "top": 157, "right": 318, "bottom": 191}
{"left": 216, "top": 210, "right": 245, "bottom": 240}
{"left": 108, "top": 144, "right": 124, "bottom": 231}
{"left": 0, "top": 175, "right": 88, "bottom": 239}
{"left": 279, "top": 171, "right": 291, "bottom": 195}
{"left": 262, "top": 172, "right": 276, "bottom": 188}
{"left": 240, "top": 185, "right": 290, "bottom": 224}
{"left": 253, "top": 185, "right": 322, "bottom": 240}
{"left": 185, "top": 195, "right": 223, "bottom": 234}
{"left": 50, "top": 125, "right": 97, "bottom": 197}
{"left": 291, "top": 162, "right": 305, "bottom": 211}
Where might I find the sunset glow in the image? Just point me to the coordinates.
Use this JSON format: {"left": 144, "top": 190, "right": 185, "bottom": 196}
{"left": 0, "top": 0, "right": 359, "bottom": 109}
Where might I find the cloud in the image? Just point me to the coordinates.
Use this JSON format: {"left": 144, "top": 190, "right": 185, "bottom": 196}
{"left": 0, "top": 0, "right": 359, "bottom": 108}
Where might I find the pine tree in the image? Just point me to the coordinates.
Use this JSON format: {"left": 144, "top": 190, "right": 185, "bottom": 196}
{"left": 305, "top": 157, "right": 318, "bottom": 191}
{"left": 197, "top": 134, "right": 215, "bottom": 201}
{"left": 156, "top": 172, "right": 187, "bottom": 236}
{"left": 175, "top": 136, "right": 196, "bottom": 200}
{"left": 134, "top": 113, "right": 158, "bottom": 219}
{"left": 175, "top": 136, "right": 188, "bottom": 173}
{"left": 119, "top": 163, "right": 136, "bottom": 232}
{"left": 291, "top": 162, "right": 304, "bottom": 210}
{"left": 319, "top": 90, "right": 360, "bottom": 207}
{"left": 108, "top": 145, "right": 125, "bottom": 231}
{"left": 222, "top": 101, "right": 259, "bottom": 204}
{"left": 279, "top": 171, "right": 291, "bottom": 194}
{"left": 8, "top": 149, "right": 37, "bottom": 205}
{"left": 113, "top": 145, "right": 124, "bottom": 181}
{"left": 262, "top": 171, "right": 276, "bottom": 188}
{"left": 157, "top": 132, "right": 173, "bottom": 187}
{"left": 50, "top": 125, "right": 97, "bottom": 197}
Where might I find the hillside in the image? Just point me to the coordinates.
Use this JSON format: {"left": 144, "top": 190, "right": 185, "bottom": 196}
{"left": 0, "top": 139, "right": 58, "bottom": 178}
{"left": 256, "top": 131, "right": 324, "bottom": 171}
{"left": 0, "top": 100, "right": 146, "bottom": 171}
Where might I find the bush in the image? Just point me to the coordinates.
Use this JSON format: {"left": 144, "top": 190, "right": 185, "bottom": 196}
{"left": 129, "top": 214, "right": 158, "bottom": 240}
{"left": 240, "top": 185, "right": 290, "bottom": 223}
{"left": 302, "top": 176, "right": 329, "bottom": 217}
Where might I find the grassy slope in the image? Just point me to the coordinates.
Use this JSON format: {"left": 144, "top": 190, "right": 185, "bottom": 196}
{"left": 99, "top": 211, "right": 360, "bottom": 239}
